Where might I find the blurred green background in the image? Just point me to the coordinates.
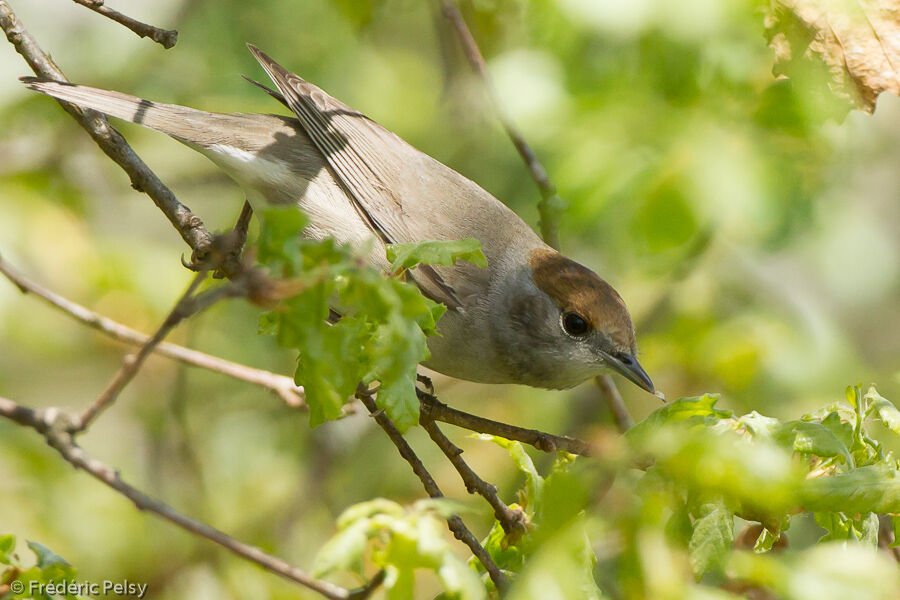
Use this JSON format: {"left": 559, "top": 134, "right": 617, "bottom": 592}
{"left": 0, "top": 0, "right": 898, "bottom": 597}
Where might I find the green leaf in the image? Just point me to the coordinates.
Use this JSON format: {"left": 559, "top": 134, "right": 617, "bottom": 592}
{"left": 26, "top": 541, "right": 69, "bottom": 569}
{"left": 775, "top": 421, "right": 852, "bottom": 464}
{"left": 294, "top": 314, "right": 372, "bottom": 427}
{"left": 627, "top": 394, "right": 732, "bottom": 444}
{"left": 802, "top": 464, "right": 900, "bottom": 514}
{"left": 386, "top": 238, "right": 487, "bottom": 272}
{"left": 818, "top": 411, "right": 854, "bottom": 452}
{"left": 753, "top": 527, "right": 779, "bottom": 553}
{"left": 478, "top": 519, "right": 526, "bottom": 574}
{"left": 854, "top": 513, "right": 880, "bottom": 548}
{"left": 481, "top": 436, "right": 544, "bottom": 510}
{"left": 313, "top": 518, "right": 371, "bottom": 576}
{"left": 688, "top": 500, "right": 734, "bottom": 579}
{"left": 337, "top": 499, "right": 405, "bottom": 529}
{"left": 375, "top": 371, "right": 420, "bottom": 433}
{"left": 865, "top": 387, "right": 900, "bottom": 435}
{"left": 814, "top": 512, "right": 852, "bottom": 542}
{"left": 256, "top": 206, "right": 309, "bottom": 276}
{"left": 505, "top": 518, "right": 602, "bottom": 600}
{"left": 665, "top": 505, "right": 694, "bottom": 547}
{"left": 737, "top": 411, "right": 781, "bottom": 438}
{"left": 0, "top": 534, "right": 15, "bottom": 565}
{"left": 814, "top": 512, "right": 878, "bottom": 547}
{"left": 384, "top": 563, "right": 415, "bottom": 600}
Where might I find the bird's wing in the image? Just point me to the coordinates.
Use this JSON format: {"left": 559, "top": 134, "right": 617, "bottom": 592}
{"left": 247, "top": 44, "right": 463, "bottom": 309}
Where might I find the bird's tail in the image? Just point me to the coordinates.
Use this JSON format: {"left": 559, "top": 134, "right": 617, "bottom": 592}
{"left": 20, "top": 77, "right": 215, "bottom": 143}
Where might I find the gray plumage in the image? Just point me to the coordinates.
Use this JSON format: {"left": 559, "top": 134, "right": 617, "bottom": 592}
{"left": 21, "top": 45, "right": 655, "bottom": 392}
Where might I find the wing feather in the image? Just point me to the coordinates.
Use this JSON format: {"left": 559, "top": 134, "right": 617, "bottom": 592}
{"left": 247, "top": 45, "right": 462, "bottom": 309}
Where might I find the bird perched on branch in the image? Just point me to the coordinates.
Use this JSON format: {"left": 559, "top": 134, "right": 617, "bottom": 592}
{"left": 22, "top": 45, "right": 656, "bottom": 395}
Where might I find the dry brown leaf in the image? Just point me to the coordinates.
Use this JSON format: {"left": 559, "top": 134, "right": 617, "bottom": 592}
{"left": 766, "top": 0, "right": 900, "bottom": 114}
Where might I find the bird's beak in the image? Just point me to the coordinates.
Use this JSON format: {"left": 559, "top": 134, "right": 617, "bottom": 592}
{"left": 600, "top": 351, "right": 655, "bottom": 394}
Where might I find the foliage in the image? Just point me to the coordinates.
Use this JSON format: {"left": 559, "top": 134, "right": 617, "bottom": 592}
{"left": 314, "top": 499, "right": 485, "bottom": 600}
{"left": 1, "top": 0, "right": 899, "bottom": 599}
{"left": 257, "top": 206, "right": 485, "bottom": 431}
{"left": 0, "top": 536, "right": 88, "bottom": 600}
{"left": 309, "top": 385, "right": 900, "bottom": 598}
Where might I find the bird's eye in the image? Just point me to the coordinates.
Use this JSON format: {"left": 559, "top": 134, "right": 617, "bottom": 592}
{"left": 561, "top": 312, "right": 590, "bottom": 336}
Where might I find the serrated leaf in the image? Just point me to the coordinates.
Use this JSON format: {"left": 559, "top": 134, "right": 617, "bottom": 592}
{"left": 386, "top": 238, "right": 487, "bottom": 272}
{"left": 688, "top": 501, "right": 734, "bottom": 579}
{"left": 815, "top": 512, "right": 852, "bottom": 542}
{"left": 257, "top": 208, "right": 445, "bottom": 430}
{"left": 375, "top": 371, "right": 420, "bottom": 433}
{"left": 819, "top": 411, "right": 854, "bottom": 452}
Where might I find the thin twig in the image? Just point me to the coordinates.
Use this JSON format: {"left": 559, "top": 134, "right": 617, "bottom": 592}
{"left": 594, "top": 375, "right": 634, "bottom": 432}
{"left": 0, "top": 1, "right": 212, "bottom": 260}
{"left": 355, "top": 388, "right": 509, "bottom": 593}
{"left": 437, "top": 0, "right": 563, "bottom": 250}
{"left": 74, "top": 272, "right": 205, "bottom": 431}
{"left": 0, "top": 397, "right": 381, "bottom": 600}
{"left": 421, "top": 393, "right": 593, "bottom": 456}
{"left": 74, "top": 272, "right": 252, "bottom": 432}
{"left": 0, "top": 253, "right": 307, "bottom": 409}
{"left": 70, "top": 0, "right": 177, "bottom": 49}
{"left": 418, "top": 391, "right": 526, "bottom": 537}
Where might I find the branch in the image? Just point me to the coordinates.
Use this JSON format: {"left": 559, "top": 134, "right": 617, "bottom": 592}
{"left": 0, "top": 396, "right": 381, "bottom": 600}
{"left": 0, "top": 253, "right": 307, "bottom": 409}
{"left": 421, "top": 392, "right": 594, "bottom": 456}
{"left": 437, "top": 0, "right": 563, "bottom": 250}
{"left": 593, "top": 375, "right": 634, "bottom": 432}
{"left": 418, "top": 392, "right": 526, "bottom": 538}
{"left": 74, "top": 271, "right": 207, "bottom": 432}
{"left": 75, "top": 265, "right": 277, "bottom": 431}
{"left": 211, "top": 201, "right": 254, "bottom": 279}
{"left": 70, "top": 0, "right": 177, "bottom": 49}
{"left": 355, "top": 387, "right": 509, "bottom": 593}
{"left": 0, "top": 0, "right": 213, "bottom": 261}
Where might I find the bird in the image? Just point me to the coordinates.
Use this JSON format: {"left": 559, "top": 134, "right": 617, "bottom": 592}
{"left": 21, "top": 44, "right": 656, "bottom": 395}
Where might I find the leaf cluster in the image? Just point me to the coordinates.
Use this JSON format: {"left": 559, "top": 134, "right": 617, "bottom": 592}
{"left": 256, "top": 206, "right": 484, "bottom": 431}
{"left": 312, "top": 385, "right": 900, "bottom": 599}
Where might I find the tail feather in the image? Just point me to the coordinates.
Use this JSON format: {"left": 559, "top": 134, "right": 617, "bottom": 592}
{"left": 20, "top": 77, "right": 213, "bottom": 142}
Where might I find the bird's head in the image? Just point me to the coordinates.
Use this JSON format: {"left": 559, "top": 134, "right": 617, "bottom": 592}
{"left": 489, "top": 248, "right": 655, "bottom": 393}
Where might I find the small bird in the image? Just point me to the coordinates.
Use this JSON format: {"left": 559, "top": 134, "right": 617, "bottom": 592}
{"left": 22, "top": 45, "right": 655, "bottom": 395}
